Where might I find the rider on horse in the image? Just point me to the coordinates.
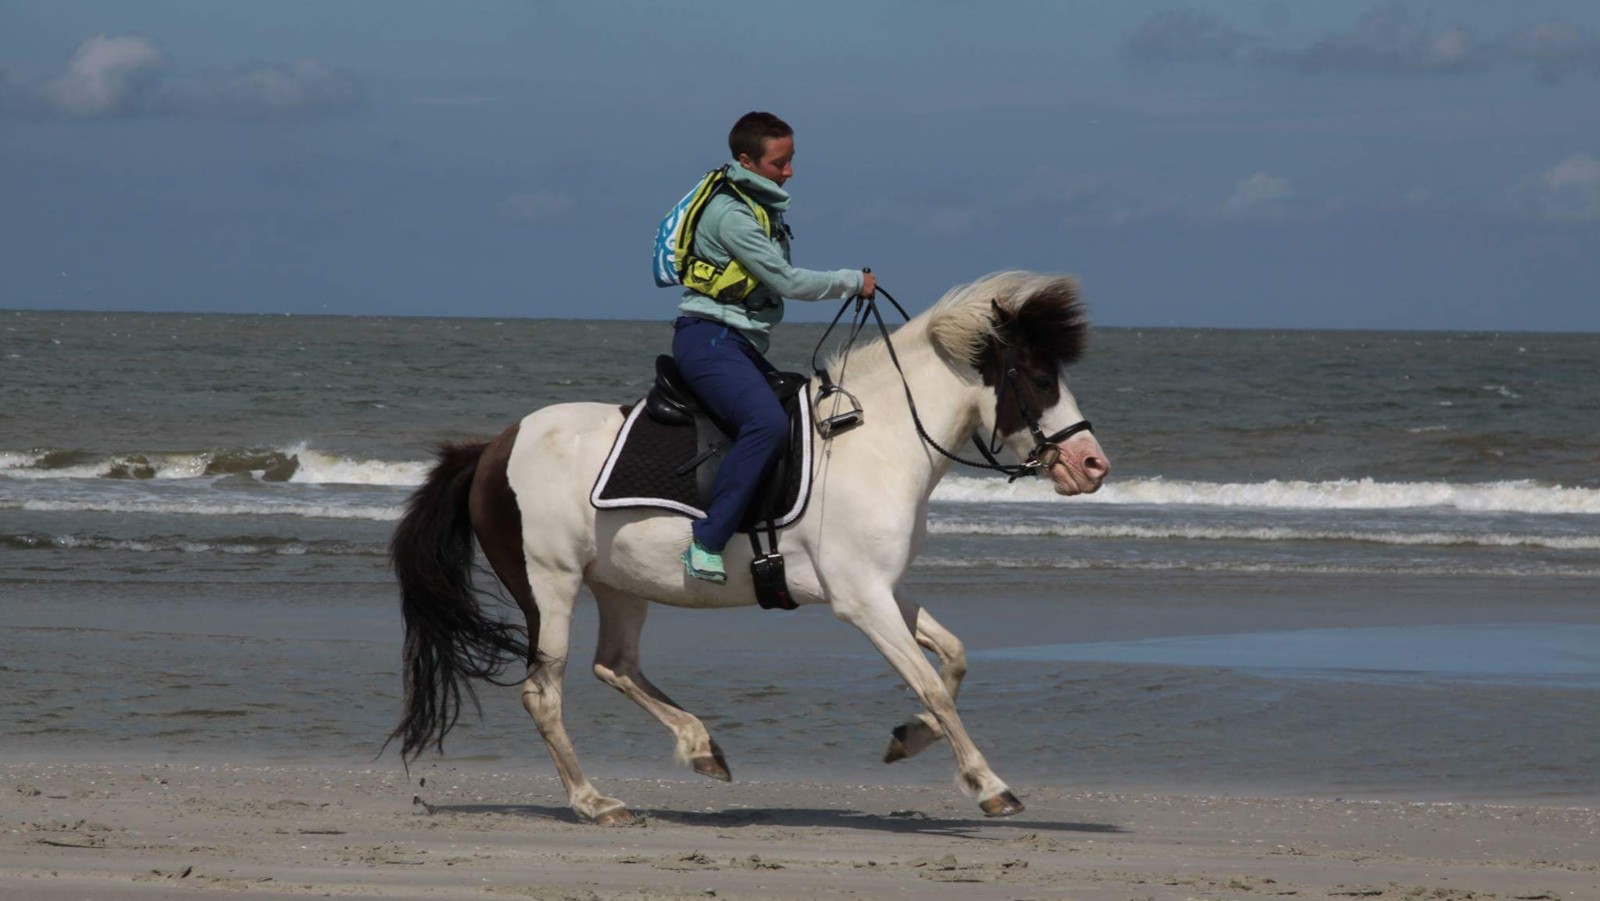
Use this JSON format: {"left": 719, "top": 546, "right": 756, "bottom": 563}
{"left": 673, "top": 111, "right": 876, "bottom": 583}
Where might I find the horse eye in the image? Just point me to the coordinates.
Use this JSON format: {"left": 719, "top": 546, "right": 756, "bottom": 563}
{"left": 1030, "top": 374, "right": 1054, "bottom": 390}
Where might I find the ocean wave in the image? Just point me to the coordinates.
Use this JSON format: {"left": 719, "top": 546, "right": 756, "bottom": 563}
{"left": 282, "top": 444, "right": 430, "bottom": 486}
{"left": 9, "top": 447, "right": 1600, "bottom": 515}
{"left": 915, "top": 555, "right": 1600, "bottom": 579}
{"left": 932, "top": 476, "right": 1600, "bottom": 514}
{"left": 1, "top": 498, "right": 401, "bottom": 521}
{"left": 0, "top": 451, "right": 45, "bottom": 470}
{"left": 0, "top": 444, "right": 426, "bottom": 486}
{"left": 1, "top": 532, "right": 384, "bottom": 556}
{"left": 0, "top": 448, "right": 296, "bottom": 481}
{"left": 928, "top": 520, "right": 1600, "bottom": 550}
{"left": 0, "top": 450, "right": 218, "bottom": 480}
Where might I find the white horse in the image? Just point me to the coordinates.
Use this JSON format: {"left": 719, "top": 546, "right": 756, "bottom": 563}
{"left": 389, "top": 271, "right": 1110, "bottom": 824}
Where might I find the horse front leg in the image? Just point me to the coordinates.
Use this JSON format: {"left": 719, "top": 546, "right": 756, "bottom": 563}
{"left": 520, "top": 568, "right": 632, "bottom": 825}
{"left": 884, "top": 606, "right": 967, "bottom": 764}
{"left": 832, "top": 582, "right": 1022, "bottom": 817}
{"left": 589, "top": 584, "right": 731, "bottom": 781}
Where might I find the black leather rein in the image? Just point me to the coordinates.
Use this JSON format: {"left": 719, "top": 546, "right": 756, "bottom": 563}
{"left": 812, "top": 287, "right": 1093, "bottom": 483}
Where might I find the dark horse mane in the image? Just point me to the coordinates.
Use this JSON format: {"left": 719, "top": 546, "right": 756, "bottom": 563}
{"left": 995, "top": 276, "right": 1088, "bottom": 369}
{"left": 926, "top": 270, "right": 1089, "bottom": 372}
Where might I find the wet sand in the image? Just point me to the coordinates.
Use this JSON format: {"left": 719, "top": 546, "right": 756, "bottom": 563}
{"left": 2, "top": 762, "right": 1594, "bottom": 900}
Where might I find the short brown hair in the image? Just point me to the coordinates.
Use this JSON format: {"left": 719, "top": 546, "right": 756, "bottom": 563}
{"left": 728, "top": 111, "right": 793, "bottom": 162}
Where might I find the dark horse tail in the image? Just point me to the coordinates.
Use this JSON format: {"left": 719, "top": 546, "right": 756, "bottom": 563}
{"left": 387, "top": 442, "right": 530, "bottom": 764}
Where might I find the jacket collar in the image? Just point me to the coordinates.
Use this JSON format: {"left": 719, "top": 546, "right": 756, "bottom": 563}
{"left": 726, "top": 162, "right": 791, "bottom": 213}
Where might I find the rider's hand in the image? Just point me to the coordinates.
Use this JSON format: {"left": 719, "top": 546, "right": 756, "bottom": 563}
{"left": 859, "top": 270, "right": 877, "bottom": 299}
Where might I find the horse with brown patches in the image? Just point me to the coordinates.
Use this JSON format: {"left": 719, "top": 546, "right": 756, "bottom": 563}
{"left": 389, "top": 271, "right": 1110, "bottom": 824}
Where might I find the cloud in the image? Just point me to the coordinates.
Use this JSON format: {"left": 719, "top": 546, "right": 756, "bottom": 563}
{"left": 1219, "top": 172, "right": 1295, "bottom": 220}
{"left": 1121, "top": 9, "right": 1254, "bottom": 64}
{"left": 0, "top": 34, "right": 363, "bottom": 120}
{"left": 160, "top": 59, "right": 364, "bottom": 118}
{"left": 1123, "top": 5, "right": 1599, "bottom": 82}
{"left": 1531, "top": 153, "right": 1600, "bottom": 222}
{"left": 1495, "top": 21, "right": 1600, "bottom": 83}
{"left": 851, "top": 199, "right": 983, "bottom": 238}
{"left": 1401, "top": 187, "right": 1433, "bottom": 207}
{"left": 1283, "top": 4, "right": 1482, "bottom": 75}
{"left": 501, "top": 192, "right": 575, "bottom": 222}
{"left": 37, "top": 34, "right": 168, "bottom": 117}
{"left": 412, "top": 94, "right": 499, "bottom": 107}
{"left": 1060, "top": 194, "right": 1191, "bottom": 229}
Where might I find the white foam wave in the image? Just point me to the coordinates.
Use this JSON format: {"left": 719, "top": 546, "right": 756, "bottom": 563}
{"left": 150, "top": 453, "right": 212, "bottom": 480}
{"left": 0, "top": 451, "right": 211, "bottom": 480}
{"left": 928, "top": 520, "right": 1600, "bottom": 550}
{"left": 283, "top": 445, "right": 429, "bottom": 486}
{"left": 0, "top": 451, "right": 45, "bottom": 470}
{"left": 915, "top": 555, "right": 1600, "bottom": 578}
{"left": 0, "top": 462, "right": 111, "bottom": 480}
{"left": 3, "top": 533, "right": 382, "bottom": 556}
{"left": 932, "top": 476, "right": 1600, "bottom": 515}
{"left": 0, "top": 451, "right": 222, "bottom": 481}
{"left": 0, "top": 444, "right": 428, "bottom": 486}
{"left": 3, "top": 499, "right": 400, "bottom": 522}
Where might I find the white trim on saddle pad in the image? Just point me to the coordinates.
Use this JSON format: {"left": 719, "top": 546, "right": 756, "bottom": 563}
{"left": 589, "top": 386, "right": 814, "bottom": 529}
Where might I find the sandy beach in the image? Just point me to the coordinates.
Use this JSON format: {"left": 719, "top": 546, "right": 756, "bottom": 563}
{"left": 6, "top": 318, "right": 1599, "bottom": 900}
{"left": 2, "top": 762, "right": 1593, "bottom": 901}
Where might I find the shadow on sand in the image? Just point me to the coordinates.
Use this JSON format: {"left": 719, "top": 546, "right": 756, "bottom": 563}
{"left": 422, "top": 801, "right": 1127, "bottom": 837}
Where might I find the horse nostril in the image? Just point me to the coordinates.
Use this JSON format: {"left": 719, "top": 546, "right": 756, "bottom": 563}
{"left": 1084, "top": 456, "right": 1108, "bottom": 478}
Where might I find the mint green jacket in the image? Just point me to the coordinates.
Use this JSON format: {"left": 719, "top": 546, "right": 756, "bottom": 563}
{"left": 677, "top": 163, "right": 865, "bottom": 353}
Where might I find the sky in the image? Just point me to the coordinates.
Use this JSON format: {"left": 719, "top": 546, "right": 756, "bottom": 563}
{"left": 1, "top": 1, "right": 1597, "bottom": 330}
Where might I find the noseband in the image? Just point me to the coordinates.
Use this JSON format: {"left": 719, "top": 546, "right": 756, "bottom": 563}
{"left": 813, "top": 289, "right": 1094, "bottom": 483}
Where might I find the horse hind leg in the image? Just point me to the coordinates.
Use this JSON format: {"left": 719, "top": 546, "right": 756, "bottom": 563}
{"left": 884, "top": 606, "right": 967, "bottom": 764}
{"left": 520, "top": 567, "right": 633, "bottom": 825}
{"left": 589, "top": 584, "right": 730, "bottom": 781}
{"left": 470, "top": 421, "right": 630, "bottom": 824}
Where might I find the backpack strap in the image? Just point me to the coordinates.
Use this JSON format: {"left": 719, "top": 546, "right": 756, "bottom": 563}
{"left": 678, "top": 169, "right": 777, "bottom": 306}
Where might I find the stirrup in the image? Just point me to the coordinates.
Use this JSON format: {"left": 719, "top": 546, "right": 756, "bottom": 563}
{"left": 813, "top": 382, "right": 864, "bottom": 438}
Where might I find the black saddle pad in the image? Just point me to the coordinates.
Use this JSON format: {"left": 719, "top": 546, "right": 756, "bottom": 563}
{"left": 589, "top": 384, "right": 813, "bottom": 530}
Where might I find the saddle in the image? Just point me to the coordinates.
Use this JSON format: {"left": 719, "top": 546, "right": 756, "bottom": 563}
{"left": 590, "top": 356, "right": 815, "bottom": 609}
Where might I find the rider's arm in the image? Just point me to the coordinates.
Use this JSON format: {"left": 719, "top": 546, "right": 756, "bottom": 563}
{"left": 713, "top": 205, "right": 864, "bottom": 301}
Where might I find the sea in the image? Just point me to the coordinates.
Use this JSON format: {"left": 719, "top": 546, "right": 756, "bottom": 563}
{"left": 3, "top": 310, "right": 1598, "bottom": 805}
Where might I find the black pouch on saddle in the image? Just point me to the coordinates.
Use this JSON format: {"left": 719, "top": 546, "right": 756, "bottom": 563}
{"left": 749, "top": 543, "right": 794, "bottom": 610}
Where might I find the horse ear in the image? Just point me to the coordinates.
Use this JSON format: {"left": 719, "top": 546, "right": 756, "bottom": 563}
{"left": 990, "top": 298, "right": 1025, "bottom": 350}
{"left": 989, "top": 298, "right": 1015, "bottom": 330}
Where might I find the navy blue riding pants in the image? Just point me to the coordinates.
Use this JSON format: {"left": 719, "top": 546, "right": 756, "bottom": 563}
{"left": 671, "top": 316, "right": 787, "bottom": 553}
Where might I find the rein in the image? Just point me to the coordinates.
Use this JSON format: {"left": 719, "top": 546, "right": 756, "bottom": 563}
{"left": 810, "top": 286, "right": 1093, "bottom": 483}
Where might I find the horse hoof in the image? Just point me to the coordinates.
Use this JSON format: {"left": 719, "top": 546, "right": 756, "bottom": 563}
{"left": 883, "top": 725, "right": 909, "bottom": 764}
{"left": 594, "top": 808, "right": 636, "bottom": 827}
{"left": 692, "top": 755, "right": 732, "bottom": 782}
{"left": 979, "top": 790, "right": 1025, "bottom": 818}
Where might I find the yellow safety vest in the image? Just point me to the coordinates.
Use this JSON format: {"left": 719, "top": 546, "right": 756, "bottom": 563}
{"left": 674, "top": 170, "right": 773, "bottom": 304}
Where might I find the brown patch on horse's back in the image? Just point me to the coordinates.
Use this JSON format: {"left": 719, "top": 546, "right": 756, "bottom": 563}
{"left": 470, "top": 422, "right": 533, "bottom": 613}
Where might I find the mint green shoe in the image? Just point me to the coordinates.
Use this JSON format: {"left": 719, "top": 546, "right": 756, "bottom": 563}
{"left": 682, "top": 540, "right": 726, "bottom": 584}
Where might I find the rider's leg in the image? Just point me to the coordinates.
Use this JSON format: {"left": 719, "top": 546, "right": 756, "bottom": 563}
{"left": 671, "top": 318, "right": 787, "bottom": 556}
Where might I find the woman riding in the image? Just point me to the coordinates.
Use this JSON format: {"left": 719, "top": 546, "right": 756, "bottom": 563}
{"left": 672, "top": 111, "right": 876, "bottom": 583}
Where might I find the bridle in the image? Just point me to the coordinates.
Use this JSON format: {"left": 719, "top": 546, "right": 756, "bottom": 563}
{"left": 811, "top": 286, "right": 1093, "bottom": 483}
{"left": 970, "top": 343, "right": 1095, "bottom": 480}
